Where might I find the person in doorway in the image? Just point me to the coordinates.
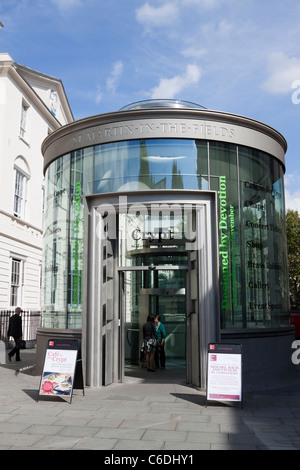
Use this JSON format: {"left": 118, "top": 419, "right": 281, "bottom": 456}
{"left": 7, "top": 307, "right": 23, "bottom": 362}
{"left": 154, "top": 315, "right": 166, "bottom": 369}
{"left": 142, "top": 315, "right": 158, "bottom": 372}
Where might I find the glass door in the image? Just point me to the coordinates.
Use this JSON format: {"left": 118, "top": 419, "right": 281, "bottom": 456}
{"left": 118, "top": 204, "right": 189, "bottom": 380}
{"left": 85, "top": 192, "right": 218, "bottom": 389}
{"left": 120, "top": 266, "right": 187, "bottom": 380}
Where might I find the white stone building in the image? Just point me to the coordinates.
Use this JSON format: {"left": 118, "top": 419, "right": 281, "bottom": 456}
{"left": 0, "top": 53, "right": 73, "bottom": 311}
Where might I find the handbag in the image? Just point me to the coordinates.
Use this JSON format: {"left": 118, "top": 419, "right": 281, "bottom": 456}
{"left": 17, "top": 339, "right": 26, "bottom": 349}
{"left": 149, "top": 323, "right": 157, "bottom": 348}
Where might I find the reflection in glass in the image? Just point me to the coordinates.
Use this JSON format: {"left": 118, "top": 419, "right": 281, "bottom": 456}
{"left": 42, "top": 149, "right": 93, "bottom": 330}
{"left": 239, "top": 147, "right": 288, "bottom": 328}
{"left": 119, "top": 211, "right": 189, "bottom": 268}
{"left": 43, "top": 137, "right": 289, "bottom": 332}
{"left": 42, "top": 155, "right": 70, "bottom": 329}
{"left": 123, "top": 268, "right": 186, "bottom": 369}
{"left": 94, "top": 139, "right": 209, "bottom": 193}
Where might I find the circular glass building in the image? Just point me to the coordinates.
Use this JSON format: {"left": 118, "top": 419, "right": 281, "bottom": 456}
{"left": 38, "top": 100, "right": 295, "bottom": 391}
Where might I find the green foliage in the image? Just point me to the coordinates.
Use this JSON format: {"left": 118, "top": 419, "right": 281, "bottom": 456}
{"left": 286, "top": 209, "right": 300, "bottom": 309}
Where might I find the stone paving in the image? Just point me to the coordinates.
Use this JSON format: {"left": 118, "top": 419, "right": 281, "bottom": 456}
{"left": 1, "top": 348, "right": 300, "bottom": 451}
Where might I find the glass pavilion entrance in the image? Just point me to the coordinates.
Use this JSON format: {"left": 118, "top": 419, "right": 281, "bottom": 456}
{"left": 83, "top": 191, "right": 219, "bottom": 389}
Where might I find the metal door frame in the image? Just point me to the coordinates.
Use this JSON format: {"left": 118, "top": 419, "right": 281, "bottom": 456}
{"left": 83, "top": 190, "right": 220, "bottom": 389}
{"left": 118, "top": 265, "right": 189, "bottom": 383}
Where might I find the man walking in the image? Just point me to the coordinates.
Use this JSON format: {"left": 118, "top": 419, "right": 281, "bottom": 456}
{"left": 7, "top": 307, "right": 23, "bottom": 362}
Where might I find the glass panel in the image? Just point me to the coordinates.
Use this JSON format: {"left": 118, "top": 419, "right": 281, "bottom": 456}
{"left": 42, "top": 148, "right": 93, "bottom": 330}
{"left": 239, "top": 147, "right": 289, "bottom": 327}
{"left": 119, "top": 207, "right": 191, "bottom": 267}
{"left": 209, "top": 143, "right": 242, "bottom": 328}
{"left": 123, "top": 269, "right": 186, "bottom": 371}
{"left": 20, "top": 102, "right": 28, "bottom": 137}
{"left": 42, "top": 155, "right": 70, "bottom": 329}
{"left": 196, "top": 140, "right": 209, "bottom": 189}
{"left": 68, "top": 150, "right": 85, "bottom": 329}
{"left": 41, "top": 136, "right": 289, "bottom": 336}
{"left": 94, "top": 139, "right": 209, "bottom": 192}
{"left": 14, "top": 170, "right": 26, "bottom": 217}
{"left": 154, "top": 294, "right": 186, "bottom": 360}
{"left": 10, "top": 259, "right": 21, "bottom": 306}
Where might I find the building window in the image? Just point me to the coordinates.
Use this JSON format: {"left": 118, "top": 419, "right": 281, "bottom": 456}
{"left": 10, "top": 258, "right": 24, "bottom": 307}
{"left": 13, "top": 168, "right": 27, "bottom": 218}
{"left": 20, "top": 100, "right": 29, "bottom": 139}
{"left": 49, "top": 90, "right": 58, "bottom": 116}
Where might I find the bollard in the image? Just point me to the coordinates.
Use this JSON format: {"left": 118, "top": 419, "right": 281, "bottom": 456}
{"left": 0, "top": 340, "right": 6, "bottom": 364}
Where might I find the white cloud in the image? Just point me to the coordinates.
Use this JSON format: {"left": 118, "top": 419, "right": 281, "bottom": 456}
{"left": 135, "top": 2, "right": 179, "bottom": 31}
{"left": 181, "top": 46, "right": 207, "bottom": 59}
{"left": 151, "top": 64, "right": 202, "bottom": 99}
{"left": 262, "top": 52, "right": 300, "bottom": 94}
{"left": 218, "top": 19, "right": 233, "bottom": 36}
{"left": 95, "top": 85, "right": 102, "bottom": 104}
{"left": 106, "top": 61, "right": 124, "bottom": 94}
{"left": 285, "top": 189, "right": 300, "bottom": 211}
{"left": 94, "top": 61, "right": 123, "bottom": 105}
{"left": 284, "top": 172, "right": 300, "bottom": 211}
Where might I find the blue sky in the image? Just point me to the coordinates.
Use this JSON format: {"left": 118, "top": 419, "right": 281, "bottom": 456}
{"left": 1, "top": 0, "right": 300, "bottom": 210}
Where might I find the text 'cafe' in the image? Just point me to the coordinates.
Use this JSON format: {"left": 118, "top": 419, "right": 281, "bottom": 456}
{"left": 36, "top": 99, "right": 296, "bottom": 391}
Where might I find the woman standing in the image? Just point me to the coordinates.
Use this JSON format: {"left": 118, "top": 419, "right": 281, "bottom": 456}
{"left": 142, "top": 315, "right": 158, "bottom": 372}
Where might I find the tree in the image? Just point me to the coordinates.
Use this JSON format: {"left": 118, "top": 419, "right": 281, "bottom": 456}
{"left": 138, "top": 140, "right": 155, "bottom": 188}
{"left": 286, "top": 209, "right": 300, "bottom": 309}
{"left": 171, "top": 160, "right": 184, "bottom": 189}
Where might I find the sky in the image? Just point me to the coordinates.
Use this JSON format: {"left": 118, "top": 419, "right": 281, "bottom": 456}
{"left": 0, "top": 0, "right": 299, "bottom": 211}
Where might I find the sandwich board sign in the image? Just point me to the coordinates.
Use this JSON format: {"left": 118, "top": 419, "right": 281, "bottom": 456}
{"left": 39, "top": 339, "right": 84, "bottom": 403}
{"left": 206, "top": 343, "right": 242, "bottom": 406}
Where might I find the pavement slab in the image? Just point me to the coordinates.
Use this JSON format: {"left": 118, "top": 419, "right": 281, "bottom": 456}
{"left": 1, "top": 348, "right": 300, "bottom": 452}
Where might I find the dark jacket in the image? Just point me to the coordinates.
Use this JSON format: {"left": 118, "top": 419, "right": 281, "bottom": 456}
{"left": 143, "top": 322, "right": 158, "bottom": 341}
{"left": 7, "top": 314, "right": 22, "bottom": 339}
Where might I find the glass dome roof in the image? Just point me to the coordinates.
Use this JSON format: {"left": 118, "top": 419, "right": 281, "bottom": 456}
{"left": 119, "top": 99, "right": 206, "bottom": 111}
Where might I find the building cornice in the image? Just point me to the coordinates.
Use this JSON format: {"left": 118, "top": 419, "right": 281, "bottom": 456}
{"left": 0, "top": 56, "right": 73, "bottom": 128}
{"left": 42, "top": 107, "right": 287, "bottom": 173}
{"left": 0, "top": 209, "right": 43, "bottom": 235}
{"left": 5, "top": 65, "right": 61, "bottom": 129}
{"left": 15, "top": 62, "right": 74, "bottom": 123}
